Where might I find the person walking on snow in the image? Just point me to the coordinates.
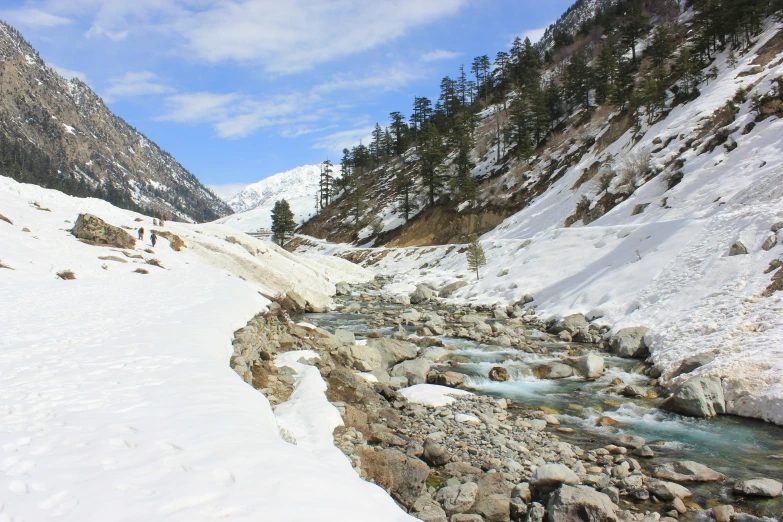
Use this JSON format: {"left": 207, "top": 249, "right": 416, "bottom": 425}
{"left": 150, "top": 231, "right": 157, "bottom": 248}
{"left": 138, "top": 227, "right": 144, "bottom": 241}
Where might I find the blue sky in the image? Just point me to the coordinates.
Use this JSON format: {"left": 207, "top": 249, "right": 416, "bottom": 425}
{"left": 0, "top": 0, "right": 573, "bottom": 197}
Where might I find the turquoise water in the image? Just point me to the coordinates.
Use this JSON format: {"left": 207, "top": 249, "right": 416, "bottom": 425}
{"left": 305, "top": 306, "right": 783, "bottom": 518}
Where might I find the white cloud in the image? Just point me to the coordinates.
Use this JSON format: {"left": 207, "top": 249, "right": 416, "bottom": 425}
{"left": 158, "top": 91, "right": 325, "bottom": 140}
{"left": 313, "top": 67, "right": 418, "bottom": 94}
{"left": 51, "top": 64, "right": 89, "bottom": 83}
{"left": 518, "top": 24, "right": 550, "bottom": 45}
{"left": 420, "top": 49, "right": 459, "bottom": 62}
{"left": 0, "top": 7, "right": 72, "bottom": 27}
{"left": 313, "top": 127, "right": 375, "bottom": 154}
{"left": 177, "top": 0, "right": 467, "bottom": 73}
{"left": 103, "top": 71, "right": 174, "bottom": 102}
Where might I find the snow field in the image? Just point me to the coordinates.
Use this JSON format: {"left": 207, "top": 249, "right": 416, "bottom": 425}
{"left": 0, "top": 176, "right": 414, "bottom": 521}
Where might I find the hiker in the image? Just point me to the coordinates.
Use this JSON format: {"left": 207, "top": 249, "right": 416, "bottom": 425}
{"left": 138, "top": 227, "right": 144, "bottom": 241}
{"left": 150, "top": 232, "right": 157, "bottom": 247}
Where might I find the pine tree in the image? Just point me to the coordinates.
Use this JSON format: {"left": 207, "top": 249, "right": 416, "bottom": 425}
{"left": 319, "top": 159, "right": 334, "bottom": 209}
{"left": 565, "top": 53, "right": 592, "bottom": 109}
{"left": 396, "top": 170, "right": 417, "bottom": 221}
{"left": 466, "top": 235, "right": 487, "bottom": 280}
{"left": 271, "top": 199, "right": 296, "bottom": 246}
{"left": 389, "top": 112, "right": 408, "bottom": 155}
{"left": 621, "top": 0, "right": 650, "bottom": 66}
{"left": 419, "top": 122, "right": 445, "bottom": 207}
{"left": 595, "top": 38, "right": 619, "bottom": 105}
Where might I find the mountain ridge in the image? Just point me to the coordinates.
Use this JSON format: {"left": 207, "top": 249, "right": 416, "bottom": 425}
{"left": 0, "top": 21, "right": 232, "bottom": 223}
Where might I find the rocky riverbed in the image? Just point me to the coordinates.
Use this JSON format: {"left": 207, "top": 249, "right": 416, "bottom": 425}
{"left": 228, "top": 278, "right": 783, "bottom": 522}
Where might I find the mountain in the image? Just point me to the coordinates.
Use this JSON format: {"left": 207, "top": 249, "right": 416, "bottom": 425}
{"left": 0, "top": 22, "right": 232, "bottom": 223}
{"left": 217, "top": 164, "right": 330, "bottom": 232}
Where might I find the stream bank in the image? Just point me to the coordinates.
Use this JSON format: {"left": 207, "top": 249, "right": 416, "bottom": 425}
{"left": 229, "top": 279, "right": 783, "bottom": 522}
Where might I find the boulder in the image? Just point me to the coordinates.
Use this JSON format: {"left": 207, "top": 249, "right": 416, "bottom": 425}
{"left": 762, "top": 234, "right": 777, "bottom": 251}
{"left": 537, "top": 362, "right": 574, "bottom": 379}
{"left": 773, "top": 221, "right": 783, "bottom": 233}
{"left": 71, "top": 213, "right": 135, "bottom": 249}
{"left": 712, "top": 505, "right": 735, "bottom": 522}
{"left": 413, "top": 498, "right": 448, "bottom": 522}
{"left": 435, "top": 371, "right": 466, "bottom": 388}
{"left": 154, "top": 230, "right": 186, "bottom": 251}
{"left": 334, "top": 329, "right": 356, "bottom": 345}
{"left": 439, "top": 280, "right": 469, "bottom": 298}
{"left": 531, "top": 464, "right": 579, "bottom": 494}
{"left": 410, "top": 284, "right": 436, "bottom": 304}
{"left": 368, "top": 338, "right": 418, "bottom": 368}
{"left": 673, "top": 352, "right": 716, "bottom": 377}
{"left": 390, "top": 358, "right": 431, "bottom": 385}
{"left": 335, "top": 281, "right": 352, "bottom": 295}
{"left": 359, "top": 448, "right": 430, "bottom": 508}
{"left": 647, "top": 480, "right": 692, "bottom": 501}
{"left": 488, "top": 366, "right": 510, "bottom": 382}
{"left": 436, "top": 482, "right": 479, "bottom": 514}
{"left": 651, "top": 460, "right": 727, "bottom": 482}
{"left": 472, "top": 472, "right": 512, "bottom": 522}
{"left": 340, "top": 344, "right": 383, "bottom": 372}
{"left": 423, "top": 439, "right": 451, "bottom": 467}
{"left": 661, "top": 377, "right": 725, "bottom": 417}
{"left": 610, "top": 327, "right": 649, "bottom": 358}
{"left": 286, "top": 290, "right": 307, "bottom": 312}
{"left": 547, "top": 485, "right": 618, "bottom": 522}
{"left": 729, "top": 241, "right": 748, "bottom": 256}
{"left": 422, "top": 346, "right": 451, "bottom": 362}
{"left": 732, "top": 478, "right": 782, "bottom": 498}
{"left": 549, "top": 314, "right": 588, "bottom": 335}
{"left": 614, "top": 434, "right": 646, "bottom": 450}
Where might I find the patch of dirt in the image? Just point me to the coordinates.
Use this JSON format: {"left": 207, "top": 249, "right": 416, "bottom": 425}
{"left": 752, "top": 29, "right": 783, "bottom": 67}
{"left": 383, "top": 207, "right": 508, "bottom": 247}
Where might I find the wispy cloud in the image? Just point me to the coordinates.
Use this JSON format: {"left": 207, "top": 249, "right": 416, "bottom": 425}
{"left": 103, "top": 71, "right": 174, "bottom": 102}
{"left": 313, "top": 67, "right": 418, "bottom": 94}
{"left": 518, "top": 24, "right": 551, "bottom": 45}
{"left": 313, "top": 126, "right": 375, "bottom": 154}
{"left": 420, "top": 49, "right": 459, "bottom": 62}
{"left": 206, "top": 182, "right": 247, "bottom": 200}
{"left": 0, "top": 7, "right": 72, "bottom": 27}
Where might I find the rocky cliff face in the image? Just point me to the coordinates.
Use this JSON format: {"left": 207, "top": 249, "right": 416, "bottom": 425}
{"left": 0, "top": 22, "right": 232, "bottom": 223}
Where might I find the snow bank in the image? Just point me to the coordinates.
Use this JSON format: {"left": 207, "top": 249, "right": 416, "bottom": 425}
{"left": 0, "top": 176, "right": 412, "bottom": 521}
{"left": 399, "top": 384, "right": 473, "bottom": 407}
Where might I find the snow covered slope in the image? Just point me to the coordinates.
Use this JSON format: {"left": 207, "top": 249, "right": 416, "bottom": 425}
{"left": 217, "top": 164, "right": 330, "bottom": 233}
{"left": 0, "top": 176, "right": 418, "bottom": 522}
{"left": 297, "top": 25, "right": 783, "bottom": 424}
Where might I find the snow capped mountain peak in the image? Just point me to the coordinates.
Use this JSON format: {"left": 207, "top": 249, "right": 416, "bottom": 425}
{"left": 217, "top": 164, "right": 339, "bottom": 232}
{"left": 226, "top": 164, "right": 325, "bottom": 213}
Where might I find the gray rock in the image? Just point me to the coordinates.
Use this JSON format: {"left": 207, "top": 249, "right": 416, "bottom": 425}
{"left": 340, "top": 344, "right": 383, "bottom": 372}
{"left": 527, "top": 502, "right": 546, "bottom": 522}
{"left": 547, "top": 485, "right": 618, "bottom": 522}
{"left": 729, "top": 240, "right": 748, "bottom": 256}
{"left": 391, "top": 358, "right": 431, "bottom": 385}
{"left": 368, "top": 337, "right": 419, "bottom": 368}
{"left": 436, "top": 482, "right": 479, "bottom": 514}
{"left": 773, "top": 221, "right": 783, "bottom": 233}
{"left": 451, "top": 515, "right": 484, "bottom": 522}
{"left": 566, "top": 352, "right": 605, "bottom": 379}
{"left": 472, "top": 472, "right": 512, "bottom": 522}
{"left": 411, "top": 284, "right": 436, "bottom": 304}
{"left": 435, "top": 371, "right": 466, "bottom": 388}
{"left": 550, "top": 314, "right": 589, "bottom": 335}
{"left": 343, "top": 302, "right": 361, "bottom": 313}
{"left": 335, "top": 281, "right": 352, "bottom": 295}
{"left": 531, "top": 464, "right": 579, "bottom": 494}
{"left": 662, "top": 376, "right": 725, "bottom": 417}
{"left": 762, "top": 234, "right": 777, "bottom": 251}
{"left": 334, "top": 328, "right": 356, "bottom": 345}
{"left": 417, "top": 501, "right": 448, "bottom": 522}
{"left": 647, "top": 480, "right": 692, "bottom": 501}
{"left": 673, "top": 352, "right": 716, "bottom": 376}
{"left": 439, "top": 281, "right": 469, "bottom": 298}
{"left": 537, "top": 362, "right": 574, "bottom": 379}
{"left": 494, "top": 308, "right": 509, "bottom": 319}
{"left": 610, "top": 327, "right": 650, "bottom": 358}
{"left": 359, "top": 448, "right": 430, "bottom": 508}
{"left": 488, "top": 366, "right": 510, "bottom": 382}
{"left": 512, "top": 482, "right": 532, "bottom": 502}
{"left": 651, "top": 460, "right": 727, "bottom": 482}
{"left": 712, "top": 505, "right": 735, "bottom": 522}
{"left": 614, "top": 434, "right": 646, "bottom": 450}
{"left": 71, "top": 213, "right": 136, "bottom": 249}
{"left": 733, "top": 478, "right": 783, "bottom": 498}
{"left": 400, "top": 309, "right": 421, "bottom": 322}
{"left": 424, "top": 439, "right": 451, "bottom": 467}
